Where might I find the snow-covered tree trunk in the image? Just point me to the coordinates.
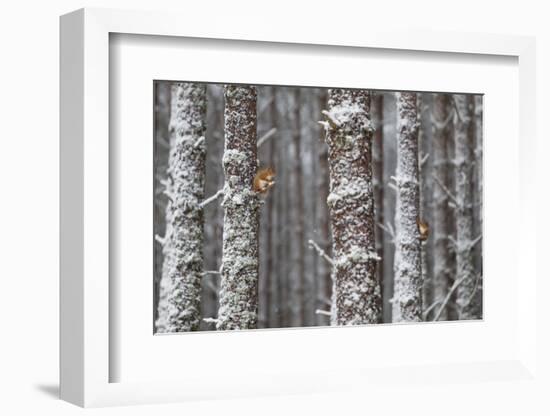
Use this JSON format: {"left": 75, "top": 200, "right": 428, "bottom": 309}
{"left": 216, "top": 85, "right": 260, "bottom": 330}
{"left": 392, "top": 92, "right": 422, "bottom": 322}
{"left": 454, "top": 95, "right": 481, "bottom": 319}
{"left": 418, "top": 94, "right": 435, "bottom": 319}
{"left": 156, "top": 83, "right": 207, "bottom": 333}
{"left": 473, "top": 95, "right": 483, "bottom": 312}
{"left": 323, "top": 89, "right": 382, "bottom": 325}
{"left": 372, "top": 93, "right": 385, "bottom": 306}
{"left": 431, "top": 94, "right": 453, "bottom": 321}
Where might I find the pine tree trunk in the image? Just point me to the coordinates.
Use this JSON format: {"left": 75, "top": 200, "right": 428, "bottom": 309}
{"left": 153, "top": 81, "right": 172, "bottom": 328}
{"left": 392, "top": 92, "right": 422, "bottom": 322}
{"left": 316, "top": 90, "right": 332, "bottom": 325}
{"left": 372, "top": 93, "right": 385, "bottom": 313}
{"left": 454, "top": 94, "right": 481, "bottom": 319}
{"left": 432, "top": 94, "right": 453, "bottom": 321}
{"left": 381, "top": 93, "right": 397, "bottom": 323}
{"left": 473, "top": 95, "right": 483, "bottom": 317}
{"left": 323, "top": 89, "right": 381, "bottom": 325}
{"left": 216, "top": 85, "right": 260, "bottom": 330}
{"left": 201, "top": 84, "right": 224, "bottom": 329}
{"left": 290, "top": 88, "right": 306, "bottom": 326}
{"left": 156, "top": 83, "right": 207, "bottom": 333}
{"left": 418, "top": 94, "right": 435, "bottom": 318}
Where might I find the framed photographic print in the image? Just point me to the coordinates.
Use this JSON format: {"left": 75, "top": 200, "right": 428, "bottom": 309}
{"left": 60, "top": 7, "right": 537, "bottom": 408}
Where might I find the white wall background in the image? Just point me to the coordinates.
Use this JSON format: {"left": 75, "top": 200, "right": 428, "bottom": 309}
{"left": 0, "top": 0, "right": 547, "bottom": 414}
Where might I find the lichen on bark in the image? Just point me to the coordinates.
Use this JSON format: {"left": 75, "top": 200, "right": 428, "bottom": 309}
{"left": 216, "top": 85, "right": 260, "bottom": 330}
{"left": 156, "top": 83, "right": 207, "bottom": 333}
{"left": 392, "top": 92, "right": 422, "bottom": 322}
{"left": 323, "top": 89, "right": 382, "bottom": 325}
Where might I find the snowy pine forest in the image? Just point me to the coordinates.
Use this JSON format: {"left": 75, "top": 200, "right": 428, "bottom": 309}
{"left": 153, "top": 82, "right": 483, "bottom": 333}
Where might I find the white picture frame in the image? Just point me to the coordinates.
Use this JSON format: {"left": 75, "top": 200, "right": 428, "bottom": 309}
{"left": 60, "top": 7, "right": 537, "bottom": 407}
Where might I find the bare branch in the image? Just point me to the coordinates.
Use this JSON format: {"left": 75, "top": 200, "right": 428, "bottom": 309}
{"left": 420, "top": 152, "right": 430, "bottom": 167}
{"left": 469, "top": 234, "right": 482, "bottom": 250}
{"left": 377, "top": 221, "right": 395, "bottom": 241}
{"left": 432, "top": 174, "right": 459, "bottom": 206}
{"left": 423, "top": 300, "right": 442, "bottom": 319}
{"left": 433, "top": 276, "right": 465, "bottom": 321}
{"left": 202, "top": 270, "right": 221, "bottom": 276}
{"left": 257, "top": 127, "right": 277, "bottom": 148}
{"left": 308, "top": 239, "right": 334, "bottom": 267}
{"left": 199, "top": 188, "right": 224, "bottom": 208}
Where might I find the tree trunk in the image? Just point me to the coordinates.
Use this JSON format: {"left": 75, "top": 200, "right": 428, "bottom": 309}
{"left": 290, "top": 88, "right": 306, "bottom": 326}
{"left": 216, "top": 85, "right": 260, "bottom": 330}
{"left": 392, "top": 92, "right": 422, "bottom": 322}
{"left": 156, "top": 83, "right": 207, "bottom": 333}
{"left": 418, "top": 93, "right": 435, "bottom": 319}
{"left": 473, "top": 95, "right": 483, "bottom": 317}
{"left": 200, "top": 84, "right": 224, "bottom": 329}
{"left": 323, "top": 89, "right": 382, "bottom": 325}
{"left": 431, "top": 94, "right": 453, "bottom": 321}
{"left": 454, "top": 94, "right": 481, "bottom": 319}
{"left": 153, "top": 81, "right": 172, "bottom": 328}
{"left": 316, "top": 90, "right": 332, "bottom": 325}
{"left": 371, "top": 93, "right": 385, "bottom": 314}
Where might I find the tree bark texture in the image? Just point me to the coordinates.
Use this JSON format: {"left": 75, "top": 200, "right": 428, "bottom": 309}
{"left": 454, "top": 94, "right": 481, "bottom": 319}
{"left": 324, "top": 89, "right": 382, "bottom": 325}
{"left": 156, "top": 83, "right": 207, "bottom": 333}
{"left": 216, "top": 85, "right": 260, "bottom": 330}
{"left": 372, "top": 93, "right": 385, "bottom": 311}
{"left": 431, "top": 94, "right": 453, "bottom": 321}
{"left": 392, "top": 92, "right": 422, "bottom": 322}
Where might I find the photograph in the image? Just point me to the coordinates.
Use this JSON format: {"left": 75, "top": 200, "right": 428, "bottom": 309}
{"left": 153, "top": 82, "right": 483, "bottom": 333}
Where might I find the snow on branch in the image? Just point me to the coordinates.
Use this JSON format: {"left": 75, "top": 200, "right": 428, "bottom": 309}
{"left": 154, "top": 234, "right": 166, "bottom": 246}
{"left": 199, "top": 188, "right": 224, "bottom": 208}
{"left": 203, "top": 317, "right": 219, "bottom": 325}
{"left": 315, "top": 309, "right": 332, "bottom": 317}
{"left": 257, "top": 127, "right": 277, "bottom": 148}
{"left": 308, "top": 239, "right": 334, "bottom": 267}
{"left": 202, "top": 270, "right": 221, "bottom": 276}
{"left": 321, "top": 109, "right": 342, "bottom": 129}
{"left": 193, "top": 136, "right": 205, "bottom": 148}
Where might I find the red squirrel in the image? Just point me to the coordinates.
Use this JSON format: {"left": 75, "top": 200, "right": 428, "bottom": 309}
{"left": 417, "top": 218, "right": 429, "bottom": 241}
{"left": 253, "top": 167, "right": 276, "bottom": 195}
